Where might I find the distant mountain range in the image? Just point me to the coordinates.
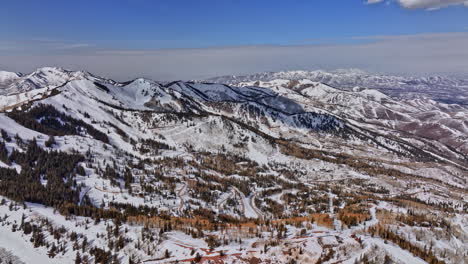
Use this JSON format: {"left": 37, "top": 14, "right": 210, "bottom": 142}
{"left": 207, "top": 69, "right": 468, "bottom": 105}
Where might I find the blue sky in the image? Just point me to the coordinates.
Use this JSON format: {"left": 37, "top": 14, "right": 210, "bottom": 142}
{"left": 2, "top": 0, "right": 467, "bottom": 48}
{"left": 1, "top": 0, "right": 468, "bottom": 80}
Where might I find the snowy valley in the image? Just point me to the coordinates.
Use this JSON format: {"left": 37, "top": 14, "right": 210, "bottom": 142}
{"left": 0, "top": 67, "right": 466, "bottom": 264}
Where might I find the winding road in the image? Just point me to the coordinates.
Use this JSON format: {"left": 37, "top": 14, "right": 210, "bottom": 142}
{"left": 177, "top": 183, "right": 187, "bottom": 215}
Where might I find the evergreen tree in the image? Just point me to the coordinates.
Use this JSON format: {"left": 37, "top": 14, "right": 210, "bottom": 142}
{"left": 45, "top": 136, "right": 56, "bottom": 148}
{"left": 0, "top": 141, "right": 9, "bottom": 165}
{"left": 0, "top": 129, "right": 11, "bottom": 142}
{"left": 75, "top": 252, "right": 82, "bottom": 264}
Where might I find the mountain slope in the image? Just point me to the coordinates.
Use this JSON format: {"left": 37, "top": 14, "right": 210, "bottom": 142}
{"left": 234, "top": 78, "right": 468, "bottom": 163}
{"left": 208, "top": 69, "right": 468, "bottom": 105}
{"left": 0, "top": 67, "right": 466, "bottom": 264}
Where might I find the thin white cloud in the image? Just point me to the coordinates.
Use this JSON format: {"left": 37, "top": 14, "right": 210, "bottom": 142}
{"left": 0, "top": 39, "right": 92, "bottom": 53}
{"left": 398, "top": 0, "right": 468, "bottom": 9}
{"left": 367, "top": 0, "right": 468, "bottom": 9}
{"left": 56, "top": 43, "right": 91, "bottom": 49}
{"left": 366, "top": 0, "right": 384, "bottom": 4}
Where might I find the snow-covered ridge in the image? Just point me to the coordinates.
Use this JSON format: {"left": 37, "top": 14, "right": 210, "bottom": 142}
{"left": 0, "top": 67, "right": 114, "bottom": 96}
{"left": 207, "top": 69, "right": 468, "bottom": 105}
{"left": 1, "top": 67, "right": 467, "bottom": 162}
{"left": 0, "top": 68, "right": 348, "bottom": 143}
{"left": 222, "top": 77, "right": 468, "bottom": 161}
{"left": 0, "top": 71, "right": 21, "bottom": 84}
{"left": 208, "top": 69, "right": 468, "bottom": 88}
{"left": 0, "top": 67, "right": 466, "bottom": 264}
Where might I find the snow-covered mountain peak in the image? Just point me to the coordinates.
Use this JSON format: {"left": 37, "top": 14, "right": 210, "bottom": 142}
{"left": 299, "top": 82, "right": 341, "bottom": 97}
{"left": 208, "top": 69, "right": 468, "bottom": 105}
{"left": 27, "top": 66, "right": 94, "bottom": 82}
{"left": 30, "top": 66, "right": 66, "bottom": 74}
{"left": 129, "top": 77, "right": 157, "bottom": 85}
{"left": 360, "top": 88, "right": 389, "bottom": 101}
{"left": 0, "top": 71, "right": 20, "bottom": 85}
{"left": 0, "top": 67, "right": 101, "bottom": 95}
{"left": 237, "top": 78, "right": 390, "bottom": 103}
{"left": 332, "top": 68, "right": 368, "bottom": 75}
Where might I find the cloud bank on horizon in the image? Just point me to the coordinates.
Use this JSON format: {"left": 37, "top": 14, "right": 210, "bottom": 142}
{"left": 1, "top": 1, "right": 466, "bottom": 81}
{"left": 368, "top": 0, "right": 468, "bottom": 9}
{"left": 1, "top": 32, "right": 467, "bottom": 81}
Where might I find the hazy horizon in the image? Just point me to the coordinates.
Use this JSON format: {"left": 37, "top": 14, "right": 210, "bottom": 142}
{"left": 1, "top": 0, "right": 468, "bottom": 80}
